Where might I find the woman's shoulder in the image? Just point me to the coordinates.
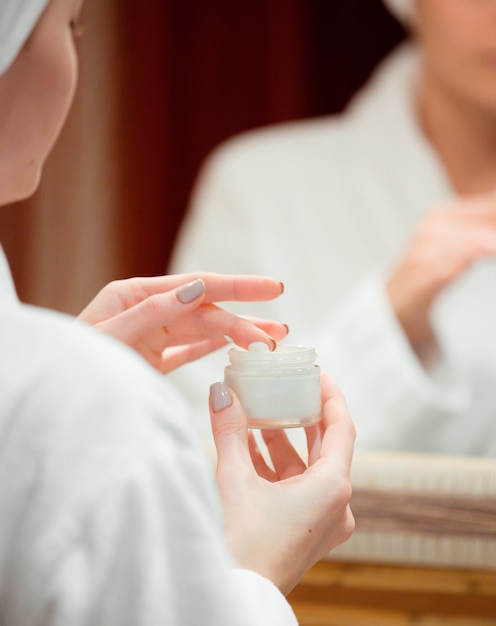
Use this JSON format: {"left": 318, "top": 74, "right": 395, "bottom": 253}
{"left": 0, "top": 303, "right": 220, "bottom": 613}
{"left": 211, "top": 115, "right": 342, "bottom": 168}
{"left": 0, "top": 302, "right": 191, "bottom": 443}
{"left": 204, "top": 43, "right": 420, "bottom": 175}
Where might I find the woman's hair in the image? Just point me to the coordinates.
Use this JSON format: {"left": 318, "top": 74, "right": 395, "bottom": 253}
{"left": 0, "top": 0, "right": 49, "bottom": 75}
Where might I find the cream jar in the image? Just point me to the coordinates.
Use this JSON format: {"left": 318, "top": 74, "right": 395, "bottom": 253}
{"left": 224, "top": 344, "right": 321, "bottom": 429}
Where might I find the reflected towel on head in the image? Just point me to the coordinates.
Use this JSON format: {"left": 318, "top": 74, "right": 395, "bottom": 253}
{"left": 0, "top": 0, "right": 49, "bottom": 75}
{"left": 382, "top": 0, "right": 414, "bottom": 25}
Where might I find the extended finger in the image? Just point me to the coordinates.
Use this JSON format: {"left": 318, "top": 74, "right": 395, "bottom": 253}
{"left": 200, "top": 274, "right": 284, "bottom": 303}
{"left": 111, "top": 274, "right": 284, "bottom": 307}
{"left": 165, "top": 304, "right": 286, "bottom": 350}
{"left": 261, "top": 428, "right": 307, "bottom": 479}
{"left": 248, "top": 431, "right": 278, "bottom": 482}
{"left": 163, "top": 314, "right": 288, "bottom": 349}
{"left": 305, "top": 422, "right": 323, "bottom": 466}
{"left": 240, "top": 316, "right": 289, "bottom": 342}
{"left": 317, "top": 371, "right": 356, "bottom": 477}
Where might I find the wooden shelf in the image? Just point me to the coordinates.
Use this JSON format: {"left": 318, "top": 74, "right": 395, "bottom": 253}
{"left": 288, "top": 559, "right": 496, "bottom": 625}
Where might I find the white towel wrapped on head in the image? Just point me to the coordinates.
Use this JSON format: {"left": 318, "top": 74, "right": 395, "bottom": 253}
{"left": 382, "top": 0, "right": 415, "bottom": 25}
{"left": 0, "top": 0, "right": 49, "bottom": 75}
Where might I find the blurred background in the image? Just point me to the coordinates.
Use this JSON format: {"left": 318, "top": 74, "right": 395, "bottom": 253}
{"left": 0, "top": 0, "right": 405, "bottom": 314}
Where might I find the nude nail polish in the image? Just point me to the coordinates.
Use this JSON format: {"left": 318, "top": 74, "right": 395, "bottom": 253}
{"left": 177, "top": 278, "right": 205, "bottom": 303}
{"left": 210, "top": 381, "right": 233, "bottom": 412}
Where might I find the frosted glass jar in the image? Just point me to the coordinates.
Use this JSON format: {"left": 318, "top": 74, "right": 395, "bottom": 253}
{"left": 224, "top": 344, "right": 321, "bottom": 429}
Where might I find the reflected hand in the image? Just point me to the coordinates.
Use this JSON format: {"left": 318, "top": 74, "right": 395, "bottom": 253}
{"left": 78, "top": 273, "right": 288, "bottom": 373}
{"left": 209, "top": 371, "right": 355, "bottom": 595}
{"left": 387, "top": 194, "right": 496, "bottom": 352}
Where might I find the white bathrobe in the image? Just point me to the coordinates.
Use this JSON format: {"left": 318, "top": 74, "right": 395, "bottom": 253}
{"left": 0, "top": 248, "right": 297, "bottom": 625}
{"left": 169, "top": 43, "right": 496, "bottom": 457}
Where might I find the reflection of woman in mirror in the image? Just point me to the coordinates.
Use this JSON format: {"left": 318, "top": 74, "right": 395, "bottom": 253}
{"left": 170, "top": 0, "right": 496, "bottom": 456}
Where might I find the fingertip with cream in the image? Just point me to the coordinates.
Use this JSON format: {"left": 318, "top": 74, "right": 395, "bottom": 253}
{"left": 248, "top": 339, "right": 276, "bottom": 352}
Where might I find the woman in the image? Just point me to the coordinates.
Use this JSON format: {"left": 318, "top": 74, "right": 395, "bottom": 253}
{"left": 170, "top": 0, "right": 496, "bottom": 456}
{"left": 0, "top": 1, "right": 355, "bottom": 624}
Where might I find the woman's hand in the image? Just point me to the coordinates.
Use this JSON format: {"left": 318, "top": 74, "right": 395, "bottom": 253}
{"left": 387, "top": 194, "right": 496, "bottom": 353}
{"left": 209, "top": 371, "right": 355, "bottom": 595}
{"left": 78, "top": 273, "right": 288, "bottom": 373}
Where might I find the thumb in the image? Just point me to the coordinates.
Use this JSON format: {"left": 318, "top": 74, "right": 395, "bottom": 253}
{"left": 209, "top": 382, "right": 252, "bottom": 469}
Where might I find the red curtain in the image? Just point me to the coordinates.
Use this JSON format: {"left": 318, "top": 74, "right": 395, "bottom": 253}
{"left": 121, "top": 0, "right": 405, "bottom": 278}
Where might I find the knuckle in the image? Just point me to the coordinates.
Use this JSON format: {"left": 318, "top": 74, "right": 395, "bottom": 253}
{"left": 331, "top": 474, "right": 353, "bottom": 510}
{"left": 341, "top": 512, "right": 356, "bottom": 542}
{"left": 340, "top": 479, "right": 353, "bottom": 507}
{"left": 431, "top": 260, "right": 459, "bottom": 285}
{"left": 99, "top": 279, "right": 121, "bottom": 295}
{"left": 141, "top": 293, "right": 167, "bottom": 317}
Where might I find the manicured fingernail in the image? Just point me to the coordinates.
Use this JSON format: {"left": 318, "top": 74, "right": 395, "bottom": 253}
{"left": 177, "top": 278, "right": 205, "bottom": 303}
{"left": 210, "top": 381, "right": 232, "bottom": 412}
{"left": 279, "top": 282, "right": 285, "bottom": 294}
{"left": 283, "top": 324, "right": 289, "bottom": 335}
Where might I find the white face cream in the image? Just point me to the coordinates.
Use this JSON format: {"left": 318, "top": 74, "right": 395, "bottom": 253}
{"left": 224, "top": 344, "right": 322, "bottom": 429}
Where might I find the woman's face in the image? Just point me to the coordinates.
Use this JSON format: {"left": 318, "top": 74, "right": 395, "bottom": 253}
{"left": 415, "top": 0, "right": 496, "bottom": 115}
{"left": 0, "top": 0, "right": 84, "bottom": 205}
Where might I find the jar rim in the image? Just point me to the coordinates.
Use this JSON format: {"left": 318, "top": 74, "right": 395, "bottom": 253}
{"left": 228, "top": 344, "right": 317, "bottom": 366}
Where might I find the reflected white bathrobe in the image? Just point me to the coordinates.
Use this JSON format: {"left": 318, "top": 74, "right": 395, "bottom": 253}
{"left": 0, "top": 248, "right": 296, "bottom": 625}
{"left": 169, "top": 44, "right": 496, "bottom": 457}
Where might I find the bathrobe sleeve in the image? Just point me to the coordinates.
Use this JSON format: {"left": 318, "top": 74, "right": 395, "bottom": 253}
{"left": 0, "top": 302, "right": 297, "bottom": 626}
